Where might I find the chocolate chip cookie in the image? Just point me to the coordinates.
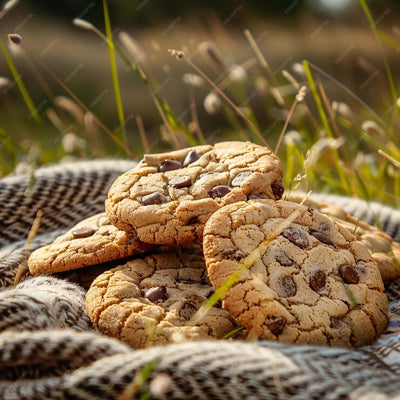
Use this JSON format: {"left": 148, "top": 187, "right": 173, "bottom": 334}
{"left": 105, "top": 141, "right": 284, "bottom": 245}
{"left": 85, "top": 245, "right": 237, "bottom": 348}
{"left": 203, "top": 199, "right": 388, "bottom": 347}
{"left": 287, "top": 193, "right": 400, "bottom": 282}
{"left": 28, "top": 213, "right": 151, "bottom": 275}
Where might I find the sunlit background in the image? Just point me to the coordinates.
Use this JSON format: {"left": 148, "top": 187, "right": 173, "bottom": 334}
{"left": 0, "top": 0, "right": 399, "bottom": 195}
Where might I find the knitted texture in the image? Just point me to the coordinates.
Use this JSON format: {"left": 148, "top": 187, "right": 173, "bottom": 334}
{"left": 1, "top": 160, "right": 400, "bottom": 399}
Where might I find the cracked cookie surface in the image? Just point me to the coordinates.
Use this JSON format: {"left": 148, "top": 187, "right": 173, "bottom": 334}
{"left": 203, "top": 199, "right": 388, "bottom": 347}
{"left": 288, "top": 193, "right": 400, "bottom": 282}
{"left": 105, "top": 141, "right": 284, "bottom": 245}
{"left": 85, "top": 245, "right": 237, "bottom": 348}
{"left": 28, "top": 213, "right": 151, "bottom": 275}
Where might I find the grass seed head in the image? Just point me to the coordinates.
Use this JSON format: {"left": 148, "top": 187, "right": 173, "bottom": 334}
{"left": 54, "top": 96, "right": 84, "bottom": 123}
{"left": 204, "top": 92, "right": 221, "bottom": 114}
{"left": 119, "top": 31, "right": 146, "bottom": 64}
{"left": 254, "top": 77, "right": 268, "bottom": 96}
{"left": 292, "top": 62, "right": 305, "bottom": 77}
{"left": 62, "top": 133, "right": 86, "bottom": 153}
{"left": 229, "top": 64, "right": 247, "bottom": 82}
{"left": 332, "top": 101, "right": 354, "bottom": 120}
{"left": 182, "top": 73, "right": 204, "bottom": 87}
{"left": 8, "top": 33, "right": 22, "bottom": 45}
{"left": 295, "top": 86, "right": 307, "bottom": 102}
{"left": 361, "top": 120, "right": 386, "bottom": 139}
{"left": 72, "top": 18, "right": 95, "bottom": 31}
{"left": 168, "top": 48, "right": 185, "bottom": 60}
{"left": 46, "top": 108, "right": 66, "bottom": 132}
{"left": 0, "top": 76, "right": 11, "bottom": 90}
{"left": 283, "top": 130, "right": 302, "bottom": 146}
{"left": 198, "top": 41, "right": 225, "bottom": 69}
{"left": 282, "top": 69, "right": 300, "bottom": 90}
{"left": 0, "top": 0, "right": 19, "bottom": 19}
{"left": 271, "top": 87, "right": 285, "bottom": 106}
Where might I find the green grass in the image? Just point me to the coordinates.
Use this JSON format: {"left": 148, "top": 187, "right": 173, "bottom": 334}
{"left": 102, "top": 0, "right": 126, "bottom": 145}
{"left": 0, "top": 37, "right": 41, "bottom": 124}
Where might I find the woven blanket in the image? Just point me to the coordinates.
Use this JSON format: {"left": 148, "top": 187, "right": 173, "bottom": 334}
{"left": 1, "top": 159, "right": 400, "bottom": 400}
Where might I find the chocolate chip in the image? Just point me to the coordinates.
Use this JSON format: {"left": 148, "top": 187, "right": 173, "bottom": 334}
{"left": 231, "top": 171, "right": 252, "bottom": 187}
{"left": 282, "top": 227, "right": 309, "bottom": 249}
{"left": 169, "top": 175, "right": 192, "bottom": 188}
{"left": 208, "top": 185, "right": 231, "bottom": 199}
{"left": 180, "top": 302, "right": 198, "bottom": 320}
{"left": 280, "top": 276, "right": 297, "bottom": 297}
{"left": 271, "top": 181, "right": 284, "bottom": 200}
{"left": 310, "top": 230, "right": 334, "bottom": 246}
{"left": 265, "top": 316, "right": 286, "bottom": 336}
{"left": 275, "top": 250, "right": 293, "bottom": 266}
{"left": 340, "top": 265, "right": 359, "bottom": 284}
{"left": 183, "top": 151, "right": 200, "bottom": 167}
{"left": 143, "top": 286, "right": 168, "bottom": 303}
{"left": 72, "top": 227, "right": 96, "bottom": 239}
{"left": 309, "top": 267, "right": 326, "bottom": 291}
{"left": 221, "top": 248, "right": 246, "bottom": 261}
{"left": 158, "top": 159, "right": 182, "bottom": 172}
{"left": 142, "top": 192, "right": 167, "bottom": 205}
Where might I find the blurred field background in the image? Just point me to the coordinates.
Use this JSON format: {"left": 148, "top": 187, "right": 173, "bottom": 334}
{"left": 1, "top": 0, "right": 400, "bottom": 207}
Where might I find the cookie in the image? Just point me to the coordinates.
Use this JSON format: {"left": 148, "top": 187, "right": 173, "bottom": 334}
{"left": 105, "top": 141, "right": 284, "bottom": 245}
{"left": 85, "top": 245, "right": 238, "bottom": 348}
{"left": 203, "top": 199, "right": 388, "bottom": 347}
{"left": 28, "top": 213, "right": 151, "bottom": 275}
{"left": 287, "top": 193, "right": 400, "bottom": 282}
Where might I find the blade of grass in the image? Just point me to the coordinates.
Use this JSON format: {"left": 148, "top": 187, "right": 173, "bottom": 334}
{"left": 103, "top": 0, "right": 126, "bottom": 142}
{"left": 114, "top": 37, "right": 197, "bottom": 146}
{"left": 302, "top": 61, "right": 333, "bottom": 138}
{"left": 379, "top": 31, "right": 400, "bottom": 51}
{"left": 73, "top": 20, "right": 199, "bottom": 148}
{"left": 358, "top": 0, "right": 400, "bottom": 122}
{"left": 0, "top": 38, "right": 41, "bottom": 123}
{"left": 0, "top": 129, "right": 16, "bottom": 174}
{"left": 29, "top": 50, "right": 136, "bottom": 158}
{"left": 221, "top": 326, "right": 244, "bottom": 340}
{"left": 118, "top": 357, "right": 160, "bottom": 400}
{"left": 304, "top": 60, "right": 384, "bottom": 125}
{"left": 302, "top": 61, "right": 350, "bottom": 194}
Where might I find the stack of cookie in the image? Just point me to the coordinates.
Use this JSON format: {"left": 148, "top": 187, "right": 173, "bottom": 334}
{"left": 28, "top": 141, "right": 395, "bottom": 349}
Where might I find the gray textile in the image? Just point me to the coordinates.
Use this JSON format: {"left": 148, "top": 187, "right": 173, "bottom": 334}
{"left": 1, "top": 160, "right": 400, "bottom": 400}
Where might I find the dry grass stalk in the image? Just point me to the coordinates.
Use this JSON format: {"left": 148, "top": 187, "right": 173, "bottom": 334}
{"left": 274, "top": 86, "right": 306, "bottom": 154}
{"left": 136, "top": 115, "right": 150, "bottom": 153}
{"left": 0, "top": 0, "right": 19, "bottom": 19}
{"left": 244, "top": 29, "right": 280, "bottom": 87}
{"left": 55, "top": 96, "right": 85, "bottom": 124}
{"left": 169, "top": 48, "right": 268, "bottom": 147}
{"left": 378, "top": 149, "right": 400, "bottom": 168}
{"left": 281, "top": 69, "right": 300, "bottom": 90}
{"left": 84, "top": 112, "right": 105, "bottom": 157}
{"left": 46, "top": 108, "right": 67, "bottom": 132}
